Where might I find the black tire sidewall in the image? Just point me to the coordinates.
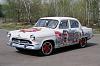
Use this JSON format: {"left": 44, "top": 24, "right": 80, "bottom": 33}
{"left": 40, "top": 42, "right": 53, "bottom": 56}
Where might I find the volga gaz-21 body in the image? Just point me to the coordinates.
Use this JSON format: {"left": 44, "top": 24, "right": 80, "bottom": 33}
{"left": 7, "top": 17, "right": 93, "bottom": 55}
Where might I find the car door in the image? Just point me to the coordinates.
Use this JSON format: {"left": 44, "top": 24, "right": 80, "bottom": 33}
{"left": 55, "top": 20, "right": 69, "bottom": 47}
{"left": 68, "top": 19, "right": 81, "bottom": 44}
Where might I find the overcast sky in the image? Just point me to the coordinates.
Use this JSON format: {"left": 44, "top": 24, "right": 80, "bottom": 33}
{"left": 0, "top": 0, "right": 3, "bottom": 3}
{"left": 0, "top": 0, "right": 6, "bottom": 4}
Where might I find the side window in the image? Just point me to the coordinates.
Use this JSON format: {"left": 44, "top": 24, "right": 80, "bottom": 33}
{"left": 59, "top": 20, "right": 69, "bottom": 29}
{"left": 70, "top": 20, "right": 79, "bottom": 28}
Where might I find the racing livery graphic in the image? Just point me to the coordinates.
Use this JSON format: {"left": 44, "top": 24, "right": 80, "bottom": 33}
{"left": 7, "top": 17, "right": 93, "bottom": 55}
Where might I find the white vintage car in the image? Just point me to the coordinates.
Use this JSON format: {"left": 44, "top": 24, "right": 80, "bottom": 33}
{"left": 7, "top": 17, "right": 93, "bottom": 55}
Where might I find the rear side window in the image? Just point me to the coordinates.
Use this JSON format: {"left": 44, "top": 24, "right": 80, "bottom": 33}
{"left": 70, "top": 20, "right": 79, "bottom": 28}
{"left": 59, "top": 20, "right": 69, "bottom": 29}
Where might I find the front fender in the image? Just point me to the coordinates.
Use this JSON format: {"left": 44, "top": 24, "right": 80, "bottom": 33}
{"left": 37, "top": 35, "right": 56, "bottom": 48}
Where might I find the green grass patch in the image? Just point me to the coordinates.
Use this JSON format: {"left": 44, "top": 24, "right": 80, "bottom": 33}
{"left": 0, "top": 22, "right": 33, "bottom": 30}
{"left": 0, "top": 22, "right": 100, "bottom": 34}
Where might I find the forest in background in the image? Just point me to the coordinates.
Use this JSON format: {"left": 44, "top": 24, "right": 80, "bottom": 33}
{"left": 0, "top": 0, "right": 100, "bottom": 28}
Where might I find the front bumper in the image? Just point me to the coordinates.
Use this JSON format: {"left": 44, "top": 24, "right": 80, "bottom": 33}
{"left": 8, "top": 41, "right": 41, "bottom": 50}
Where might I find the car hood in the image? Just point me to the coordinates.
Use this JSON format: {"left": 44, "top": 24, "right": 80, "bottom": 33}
{"left": 9, "top": 27, "right": 55, "bottom": 39}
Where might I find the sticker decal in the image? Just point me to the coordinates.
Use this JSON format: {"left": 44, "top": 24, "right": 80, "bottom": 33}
{"left": 68, "top": 30, "right": 80, "bottom": 43}
{"left": 62, "top": 30, "right": 68, "bottom": 44}
{"left": 20, "top": 28, "right": 41, "bottom": 32}
{"left": 55, "top": 30, "right": 68, "bottom": 45}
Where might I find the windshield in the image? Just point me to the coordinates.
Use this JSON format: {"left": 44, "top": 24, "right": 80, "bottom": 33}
{"left": 35, "top": 19, "right": 59, "bottom": 29}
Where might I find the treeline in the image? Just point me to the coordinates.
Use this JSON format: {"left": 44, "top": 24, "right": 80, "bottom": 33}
{"left": 0, "top": 4, "right": 4, "bottom": 17}
{"left": 0, "top": 0, "right": 100, "bottom": 27}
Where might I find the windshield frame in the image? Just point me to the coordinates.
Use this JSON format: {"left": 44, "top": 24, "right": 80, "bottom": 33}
{"left": 35, "top": 19, "right": 59, "bottom": 29}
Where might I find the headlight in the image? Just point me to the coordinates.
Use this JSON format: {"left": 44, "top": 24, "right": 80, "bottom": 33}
{"left": 7, "top": 33, "right": 11, "bottom": 38}
{"left": 30, "top": 35, "right": 35, "bottom": 40}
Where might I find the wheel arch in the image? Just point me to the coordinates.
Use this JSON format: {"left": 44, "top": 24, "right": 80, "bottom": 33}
{"left": 42, "top": 40, "right": 55, "bottom": 48}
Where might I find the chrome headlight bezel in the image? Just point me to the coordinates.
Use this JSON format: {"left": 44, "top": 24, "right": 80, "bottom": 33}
{"left": 7, "top": 32, "right": 11, "bottom": 38}
{"left": 30, "top": 35, "right": 35, "bottom": 40}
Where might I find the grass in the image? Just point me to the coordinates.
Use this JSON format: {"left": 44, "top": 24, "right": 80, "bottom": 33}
{"left": 0, "top": 22, "right": 100, "bottom": 34}
{"left": 0, "top": 22, "right": 33, "bottom": 30}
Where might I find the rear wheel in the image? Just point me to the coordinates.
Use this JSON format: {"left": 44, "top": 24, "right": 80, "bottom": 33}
{"left": 79, "top": 38, "right": 87, "bottom": 48}
{"left": 40, "top": 41, "right": 54, "bottom": 56}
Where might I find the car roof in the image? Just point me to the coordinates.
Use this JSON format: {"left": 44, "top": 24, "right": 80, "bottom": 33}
{"left": 40, "top": 17, "right": 78, "bottom": 21}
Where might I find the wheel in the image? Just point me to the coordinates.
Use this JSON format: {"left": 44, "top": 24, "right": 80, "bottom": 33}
{"left": 16, "top": 48, "right": 26, "bottom": 52}
{"left": 79, "top": 38, "right": 87, "bottom": 48}
{"left": 40, "top": 41, "right": 54, "bottom": 56}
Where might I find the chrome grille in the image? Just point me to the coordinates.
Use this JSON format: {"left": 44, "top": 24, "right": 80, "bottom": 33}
{"left": 12, "top": 38, "right": 32, "bottom": 44}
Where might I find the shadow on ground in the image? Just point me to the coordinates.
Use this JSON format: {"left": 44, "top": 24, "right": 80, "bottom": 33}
{"left": 52, "top": 43, "right": 97, "bottom": 55}
{"left": 16, "top": 43, "right": 97, "bottom": 57}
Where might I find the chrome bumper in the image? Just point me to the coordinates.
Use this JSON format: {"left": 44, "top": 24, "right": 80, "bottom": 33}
{"left": 8, "top": 42, "right": 41, "bottom": 50}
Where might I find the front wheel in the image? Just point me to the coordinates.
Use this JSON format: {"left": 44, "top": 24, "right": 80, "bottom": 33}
{"left": 40, "top": 41, "right": 54, "bottom": 56}
{"left": 79, "top": 38, "right": 87, "bottom": 48}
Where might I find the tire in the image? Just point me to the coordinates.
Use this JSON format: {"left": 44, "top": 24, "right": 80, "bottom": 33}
{"left": 79, "top": 38, "right": 87, "bottom": 48}
{"left": 39, "top": 41, "right": 54, "bottom": 56}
